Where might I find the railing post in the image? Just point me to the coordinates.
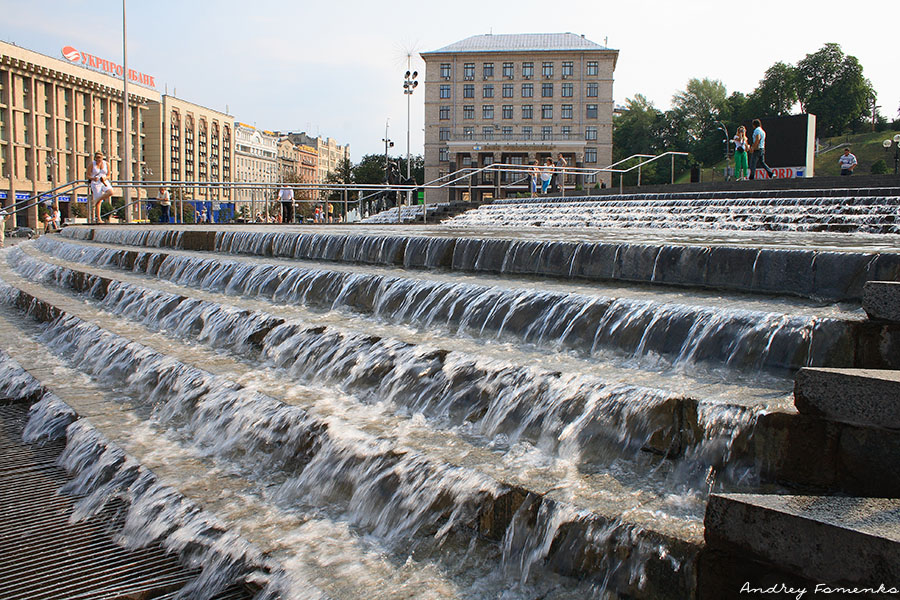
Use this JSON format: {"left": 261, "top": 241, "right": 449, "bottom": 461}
{"left": 637, "top": 157, "right": 643, "bottom": 187}
{"left": 671, "top": 154, "right": 675, "bottom": 185}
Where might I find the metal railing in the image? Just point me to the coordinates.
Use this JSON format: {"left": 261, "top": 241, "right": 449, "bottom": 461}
{"left": 1, "top": 151, "right": 689, "bottom": 228}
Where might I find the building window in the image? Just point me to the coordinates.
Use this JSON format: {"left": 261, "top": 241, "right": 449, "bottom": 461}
{"left": 542, "top": 83, "right": 553, "bottom": 98}
{"left": 586, "top": 61, "right": 599, "bottom": 76}
{"left": 463, "top": 84, "right": 475, "bottom": 98}
{"left": 463, "top": 105, "right": 475, "bottom": 119}
{"left": 522, "top": 126, "right": 532, "bottom": 140}
{"left": 541, "top": 126, "right": 552, "bottom": 140}
{"left": 561, "top": 104, "right": 573, "bottom": 119}
{"left": 542, "top": 62, "right": 553, "bottom": 78}
{"left": 440, "top": 85, "right": 451, "bottom": 99}
{"left": 521, "top": 105, "right": 533, "bottom": 119}
{"left": 439, "top": 127, "right": 450, "bottom": 141}
{"left": 562, "top": 82, "right": 574, "bottom": 98}
{"left": 483, "top": 63, "right": 494, "bottom": 78}
{"left": 522, "top": 62, "right": 534, "bottom": 79}
{"left": 521, "top": 83, "right": 533, "bottom": 98}
{"left": 482, "top": 126, "right": 494, "bottom": 140}
{"left": 482, "top": 105, "right": 494, "bottom": 119}
{"left": 463, "top": 63, "right": 475, "bottom": 80}
{"left": 439, "top": 105, "right": 450, "bottom": 120}
{"left": 585, "top": 127, "right": 598, "bottom": 140}
{"left": 501, "top": 126, "right": 513, "bottom": 139}
{"left": 502, "top": 84, "right": 514, "bottom": 98}
{"left": 440, "top": 63, "right": 451, "bottom": 79}
{"left": 483, "top": 85, "right": 494, "bottom": 98}
{"left": 587, "top": 83, "right": 599, "bottom": 97}
{"left": 562, "top": 61, "right": 574, "bottom": 77}
{"left": 561, "top": 126, "right": 571, "bottom": 139}
{"left": 502, "top": 105, "right": 513, "bottom": 119}
{"left": 586, "top": 104, "right": 598, "bottom": 118}
{"left": 541, "top": 104, "right": 553, "bottom": 119}
{"left": 585, "top": 147, "right": 597, "bottom": 163}
{"left": 502, "top": 62, "right": 514, "bottom": 78}
{"left": 439, "top": 147, "right": 449, "bottom": 162}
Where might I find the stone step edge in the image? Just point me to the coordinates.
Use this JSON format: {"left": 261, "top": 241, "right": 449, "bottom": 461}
{"left": 864, "top": 281, "right": 900, "bottom": 323}
{"left": 794, "top": 367, "right": 900, "bottom": 430}
{"left": 704, "top": 493, "right": 900, "bottom": 591}
{"left": 0, "top": 280, "right": 702, "bottom": 598}
{"left": 0, "top": 349, "right": 281, "bottom": 599}
{"left": 59, "top": 227, "right": 900, "bottom": 303}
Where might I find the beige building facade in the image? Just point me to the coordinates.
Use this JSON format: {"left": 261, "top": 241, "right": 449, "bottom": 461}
{"left": 0, "top": 40, "right": 157, "bottom": 227}
{"left": 234, "top": 123, "right": 278, "bottom": 214}
{"left": 285, "top": 132, "right": 349, "bottom": 197}
{"left": 421, "top": 33, "right": 618, "bottom": 203}
{"left": 144, "top": 95, "right": 233, "bottom": 211}
{"left": 276, "top": 137, "right": 319, "bottom": 201}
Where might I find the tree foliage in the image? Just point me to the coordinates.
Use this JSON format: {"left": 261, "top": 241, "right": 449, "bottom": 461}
{"left": 747, "top": 62, "right": 798, "bottom": 118}
{"left": 795, "top": 43, "right": 874, "bottom": 136}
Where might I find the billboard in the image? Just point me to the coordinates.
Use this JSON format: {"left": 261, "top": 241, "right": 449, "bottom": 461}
{"left": 744, "top": 114, "right": 816, "bottom": 178}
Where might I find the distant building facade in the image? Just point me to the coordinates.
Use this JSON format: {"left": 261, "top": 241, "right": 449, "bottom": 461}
{"left": 144, "top": 95, "right": 233, "bottom": 211}
{"left": 421, "top": 33, "right": 618, "bottom": 203}
{"left": 0, "top": 40, "right": 156, "bottom": 227}
{"left": 285, "top": 132, "right": 349, "bottom": 197}
{"left": 234, "top": 123, "right": 277, "bottom": 213}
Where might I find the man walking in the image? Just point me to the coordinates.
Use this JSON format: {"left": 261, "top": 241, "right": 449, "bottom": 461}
{"left": 838, "top": 148, "right": 857, "bottom": 176}
{"left": 278, "top": 186, "right": 295, "bottom": 224}
{"left": 749, "top": 119, "right": 775, "bottom": 179}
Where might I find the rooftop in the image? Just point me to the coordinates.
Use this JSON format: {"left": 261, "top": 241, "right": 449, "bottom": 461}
{"left": 422, "top": 33, "right": 611, "bottom": 55}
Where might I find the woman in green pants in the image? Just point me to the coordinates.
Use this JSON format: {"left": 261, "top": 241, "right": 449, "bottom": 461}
{"left": 733, "top": 125, "right": 749, "bottom": 180}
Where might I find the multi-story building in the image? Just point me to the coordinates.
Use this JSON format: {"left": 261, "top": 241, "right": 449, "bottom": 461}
{"left": 144, "top": 95, "right": 233, "bottom": 219}
{"left": 297, "top": 144, "right": 318, "bottom": 201}
{"left": 0, "top": 40, "right": 157, "bottom": 227}
{"left": 276, "top": 137, "right": 319, "bottom": 202}
{"left": 421, "top": 33, "right": 618, "bottom": 203}
{"left": 285, "top": 132, "right": 349, "bottom": 197}
{"left": 234, "top": 122, "right": 277, "bottom": 215}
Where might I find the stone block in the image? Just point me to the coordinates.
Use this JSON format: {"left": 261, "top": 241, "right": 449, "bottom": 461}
{"left": 864, "top": 281, "right": 900, "bottom": 323}
{"left": 705, "top": 493, "right": 900, "bottom": 591}
{"left": 794, "top": 367, "right": 900, "bottom": 429}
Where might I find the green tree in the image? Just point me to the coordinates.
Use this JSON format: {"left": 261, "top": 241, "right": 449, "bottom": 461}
{"left": 671, "top": 78, "right": 728, "bottom": 164}
{"left": 324, "top": 157, "right": 354, "bottom": 202}
{"left": 613, "top": 95, "right": 673, "bottom": 185}
{"left": 747, "top": 62, "right": 799, "bottom": 118}
{"left": 353, "top": 154, "right": 390, "bottom": 185}
{"left": 795, "top": 43, "right": 874, "bottom": 136}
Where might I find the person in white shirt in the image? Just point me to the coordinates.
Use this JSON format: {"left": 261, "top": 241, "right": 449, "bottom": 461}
{"left": 156, "top": 187, "right": 171, "bottom": 224}
{"left": 749, "top": 119, "right": 775, "bottom": 179}
{"left": 86, "top": 151, "right": 114, "bottom": 223}
{"left": 838, "top": 148, "right": 858, "bottom": 176}
{"left": 0, "top": 205, "right": 9, "bottom": 248}
{"left": 733, "top": 125, "right": 749, "bottom": 180}
{"left": 278, "top": 187, "right": 295, "bottom": 223}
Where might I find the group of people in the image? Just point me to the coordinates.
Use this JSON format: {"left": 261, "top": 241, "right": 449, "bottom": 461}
{"left": 279, "top": 188, "right": 337, "bottom": 224}
{"left": 732, "top": 119, "right": 776, "bottom": 180}
{"left": 528, "top": 153, "right": 569, "bottom": 198}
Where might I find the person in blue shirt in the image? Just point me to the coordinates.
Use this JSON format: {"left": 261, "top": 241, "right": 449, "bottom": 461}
{"left": 749, "top": 119, "right": 775, "bottom": 179}
{"left": 838, "top": 148, "right": 857, "bottom": 176}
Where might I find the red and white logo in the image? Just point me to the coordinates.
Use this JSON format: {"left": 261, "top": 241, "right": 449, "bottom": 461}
{"left": 61, "top": 46, "right": 81, "bottom": 62}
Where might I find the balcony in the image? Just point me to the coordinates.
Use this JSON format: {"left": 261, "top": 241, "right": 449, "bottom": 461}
{"left": 445, "top": 131, "right": 587, "bottom": 147}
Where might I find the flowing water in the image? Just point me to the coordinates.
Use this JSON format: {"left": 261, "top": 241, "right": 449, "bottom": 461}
{"left": 0, "top": 222, "right": 880, "bottom": 598}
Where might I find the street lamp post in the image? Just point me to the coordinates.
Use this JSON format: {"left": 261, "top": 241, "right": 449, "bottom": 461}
{"left": 403, "top": 66, "right": 418, "bottom": 215}
{"left": 715, "top": 121, "right": 730, "bottom": 181}
{"left": 140, "top": 165, "right": 152, "bottom": 222}
{"left": 122, "top": 0, "right": 132, "bottom": 223}
{"left": 883, "top": 134, "right": 900, "bottom": 175}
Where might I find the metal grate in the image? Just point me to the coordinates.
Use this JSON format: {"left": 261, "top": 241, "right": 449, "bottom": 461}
{"left": 0, "top": 401, "right": 257, "bottom": 600}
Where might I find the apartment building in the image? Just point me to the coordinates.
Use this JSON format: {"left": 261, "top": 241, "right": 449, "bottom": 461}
{"left": 276, "top": 137, "right": 318, "bottom": 202}
{"left": 0, "top": 40, "right": 157, "bottom": 227}
{"left": 144, "top": 95, "right": 233, "bottom": 217}
{"left": 234, "top": 122, "right": 277, "bottom": 213}
{"left": 421, "top": 33, "right": 618, "bottom": 203}
{"left": 285, "top": 132, "right": 349, "bottom": 197}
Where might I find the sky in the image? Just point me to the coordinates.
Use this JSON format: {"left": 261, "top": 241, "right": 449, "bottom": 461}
{"left": 3, "top": 0, "right": 898, "bottom": 160}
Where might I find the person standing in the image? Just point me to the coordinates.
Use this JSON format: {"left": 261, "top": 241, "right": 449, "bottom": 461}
{"left": 733, "top": 126, "right": 750, "bottom": 180}
{"left": 326, "top": 201, "right": 334, "bottom": 223}
{"left": 279, "top": 186, "right": 295, "bottom": 223}
{"left": 527, "top": 160, "right": 540, "bottom": 198}
{"left": 554, "top": 153, "right": 568, "bottom": 193}
{"left": 540, "top": 158, "right": 553, "bottom": 194}
{"left": 157, "top": 187, "right": 171, "bottom": 224}
{"left": 86, "top": 151, "right": 114, "bottom": 223}
{"left": 0, "top": 205, "right": 9, "bottom": 248}
{"left": 838, "top": 148, "right": 858, "bottom": 176}
{"left": 748, "top": 119, "right": 775, "bottom": 180}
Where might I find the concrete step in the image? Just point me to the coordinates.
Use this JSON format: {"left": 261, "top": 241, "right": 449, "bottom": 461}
{"left": 864, "top": 281, "right": 900, "bottom": 323}
{"left": 703, "top": 493, "right": 900, "bottom": 598}
{"left": 794, "top": 367, "right": 900, "bottom": 429}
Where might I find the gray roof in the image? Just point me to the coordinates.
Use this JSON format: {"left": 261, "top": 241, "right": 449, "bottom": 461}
{"left": 422, "top": 33, "right": 609, "bottom": 55}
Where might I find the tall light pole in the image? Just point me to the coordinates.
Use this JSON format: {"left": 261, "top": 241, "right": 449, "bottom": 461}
{"left": 403, "top": 65, "right": 418, "bottom": 210}
{"left": 122, "top": 0, "right": 132, "bottom": 223}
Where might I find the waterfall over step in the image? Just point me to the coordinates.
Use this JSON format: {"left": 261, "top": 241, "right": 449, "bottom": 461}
{"left": 3, "top": 196, "right": 899, "bottom": 599}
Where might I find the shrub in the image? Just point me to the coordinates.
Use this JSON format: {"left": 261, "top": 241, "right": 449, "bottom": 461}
{"left": 871, "top": 159, "right": 889, "bottom": 175}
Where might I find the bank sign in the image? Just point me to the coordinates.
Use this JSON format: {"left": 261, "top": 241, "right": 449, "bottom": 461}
{"left": 61, "top": 45, "right": 156, "bottom": 88}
